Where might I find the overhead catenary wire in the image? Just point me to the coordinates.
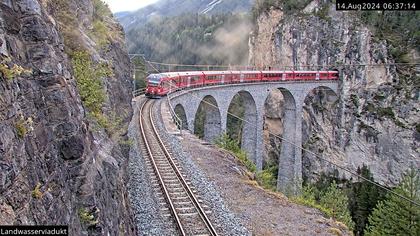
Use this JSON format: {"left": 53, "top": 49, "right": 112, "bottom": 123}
{"left": 143, "top": 59, "right": 420, "bottom": 69}
{"left": 137, "top": 58, "right": 420, "bottom": 207}
{"left": 171, "top": 86, "right": 420, "bottom": 207}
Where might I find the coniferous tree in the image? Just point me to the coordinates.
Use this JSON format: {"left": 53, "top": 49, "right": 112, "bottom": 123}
{"left": 364, "top": 168, "right": 420, "bottom": 236}
{"left": 320, "top": 181, "right": 355, "bottom": 231}
{"left": 348, "top": 165, "right": 385, "bottom": 235}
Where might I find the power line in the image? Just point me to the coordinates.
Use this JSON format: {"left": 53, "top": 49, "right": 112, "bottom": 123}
{"left": 144, "top": 59, "right": 420, "bottom": 69}
{"left": 172, "top": 89, "right": 419, "bottom": 207}
{"left": 142, "top": 60, "right": 420, "bottom": 207}
{"left": 172, "top": 89, "right": 420, "bottom": 207}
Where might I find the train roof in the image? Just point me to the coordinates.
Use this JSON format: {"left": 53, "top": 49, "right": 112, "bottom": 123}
{"left": 157, "top": 70, "right": 337, "bottom": 78}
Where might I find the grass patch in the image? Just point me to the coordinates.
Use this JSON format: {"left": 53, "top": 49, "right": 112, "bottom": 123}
{"left": 215, "top": 133, "right": 256, "bottom": 172}
{"left": 88, "top": 111, "right": 124, "bottom": 136}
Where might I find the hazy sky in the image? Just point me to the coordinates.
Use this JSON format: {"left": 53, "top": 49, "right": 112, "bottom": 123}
{"left": 103, "top": 0, "right": 158, "bottom": 13}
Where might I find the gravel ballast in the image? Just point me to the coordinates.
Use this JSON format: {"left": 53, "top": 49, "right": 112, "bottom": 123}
{"left": 127, "top": 97, "right": 176, "bottom": 236}
{"left": 153, "top": 98, "right": 250, "bottom": 236}
{"left": 128, "top": 97, "right": 350, "bottom": 236}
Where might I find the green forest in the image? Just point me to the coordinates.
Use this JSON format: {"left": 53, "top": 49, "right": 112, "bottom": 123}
{"left": 126, "top": 13, "right": 251, "bottom": 66}
{"left": 131, "top": 2, "right": 420, "bottom": 233}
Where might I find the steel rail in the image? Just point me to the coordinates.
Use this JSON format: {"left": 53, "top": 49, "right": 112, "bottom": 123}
{"left": 139, "top": 100, "right": 186, "bottom": 236}
{"left": 148, "top": 100, "right": 218, "bottom": 236}
{"left": 140, "top": 99, "right": 218, "bottom": 236}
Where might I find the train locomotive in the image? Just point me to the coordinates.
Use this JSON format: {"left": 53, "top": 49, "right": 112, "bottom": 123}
{"left": 145, "top": 70, "right": 339, "bottom": 98}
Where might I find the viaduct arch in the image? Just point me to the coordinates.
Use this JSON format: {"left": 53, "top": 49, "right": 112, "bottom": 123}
{"left": 169, "top": 81, "right": 338, "bottom": 195}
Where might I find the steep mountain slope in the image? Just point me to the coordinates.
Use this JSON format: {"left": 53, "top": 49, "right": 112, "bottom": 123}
{"left": 126, "top": 13, "right": 251, "bottom": 65}
{"left": 118, "top": 0, "right": 254, "bottom": 30}
{"left": 0, "top": 0, "right": 135, "bottom": 234}
{"left": 251, "top": 1, "right": 419, "bottom": 185}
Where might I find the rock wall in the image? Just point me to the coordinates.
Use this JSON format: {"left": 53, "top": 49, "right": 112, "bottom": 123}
{"left": 0, "top": 0, "right": 135, "bottom": 235}
{"left": 251, "top": 2, "right": 419, "bottom": 185}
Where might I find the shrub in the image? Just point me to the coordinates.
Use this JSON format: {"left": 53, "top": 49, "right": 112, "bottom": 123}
{"left": 256, "top": 166, "right": 277, "bottom": 190}
{"left": 315, "top": 4, "right": 330, "bottom": 21}
{"left": 71, "top": 51, "right": 115, "bottom": 130}
{"left": 0, "top": 57, "right": 32, "bottom": 80}
{"left": 350, "top": 94, "right": 359, "bottom": 107}
{"left": 328, "top": 227, "right": 343, "bottom": 236}
{"left": 93, "top": 0, "right": 112, "bottom": 19}
{"left": 292, "top": 185, "right": 333, "bottom": 216}
{"left": 31, "top": 183, "right": 43, "bottom": 199}
{"left": 48, "top": 0, "right": 81, "bottom": 53}
{"left": 252, "top": 0, "right": 311, "bottom": 19}
{"left": 79, "top": 208, "right": 98, "bottom": 226}
{"left": 320, "top": 182, "right": 355, "bottom": 231}
{"left": 377, "top": 107, "right": 395, "bottom": 118}
{"left": 215, "top": 133, "right": 256, "bottom": 172}
{"left": 15, "top": 118, "right": 27, "bottom": 138}
{"left": 71, "top": 51, "right": 112, "bottom": 114}
{"left": 292, "top": 182, "right": 354, "bottom": 231}
{"left": 91, "top": 20, "right": 110, "bottom": 48}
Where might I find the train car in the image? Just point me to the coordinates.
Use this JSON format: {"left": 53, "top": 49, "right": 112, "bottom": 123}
{"left": 145, "top": 70, "right": 339, "bottom": 98}
{"left": 145, "top": 73, "right": 167, "bottom": 98}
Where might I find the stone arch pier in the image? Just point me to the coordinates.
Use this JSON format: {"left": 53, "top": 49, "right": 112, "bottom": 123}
{"left": 169, "top": 81, "right": 338, "bottom": 195}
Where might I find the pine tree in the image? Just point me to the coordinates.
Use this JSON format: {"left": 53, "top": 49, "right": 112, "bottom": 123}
{"left": 349, "top": 165, "right": 385, "bottom": 235}
{"left": 364, "top": 168, "right": 420, "bottom": 236}
{"left": 320, "top": 181, "right": 355, "bottom": 231}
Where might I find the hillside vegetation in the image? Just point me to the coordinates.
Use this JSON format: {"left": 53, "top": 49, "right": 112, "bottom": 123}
{"left": 117, "top": 0, "right": 254, "bottom": 30}
{"left": 126, "top": 13, "right": 252, "bottom": 65}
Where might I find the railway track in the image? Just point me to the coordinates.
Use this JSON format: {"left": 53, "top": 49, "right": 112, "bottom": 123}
{"left": 139, "top": 99, "right": 218, "bottom": 236}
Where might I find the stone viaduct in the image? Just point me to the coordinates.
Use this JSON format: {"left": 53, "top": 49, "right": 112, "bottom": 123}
{"left": 168, "top": 81, "right": 338, "bottom": 195}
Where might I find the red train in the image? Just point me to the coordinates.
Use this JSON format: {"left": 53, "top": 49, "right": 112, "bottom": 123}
{"left": 145, "top": 70, "right": 338, "bottom": 98}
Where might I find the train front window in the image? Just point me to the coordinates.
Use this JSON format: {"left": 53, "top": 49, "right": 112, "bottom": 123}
{"left": 147, "top": 74, "right": 161, "bottom": 86}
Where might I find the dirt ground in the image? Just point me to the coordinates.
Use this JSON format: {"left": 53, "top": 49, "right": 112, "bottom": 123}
{"left": 178, "top": 132, "right": 350, "bottom": 236}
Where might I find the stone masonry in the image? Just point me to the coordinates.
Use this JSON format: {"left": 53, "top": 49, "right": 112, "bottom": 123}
{"left": 169, "top": 81, "right": 338, "bottom": 195}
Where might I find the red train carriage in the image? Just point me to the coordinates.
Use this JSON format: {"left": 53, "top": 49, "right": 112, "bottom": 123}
{"left": 145, "top": 70, "right": 338, "bottom": 98}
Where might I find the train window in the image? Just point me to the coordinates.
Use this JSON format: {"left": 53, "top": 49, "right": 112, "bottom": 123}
{"left": 147, "top": 74, "right": 161, "bottom": 86}
{"left": 245, "top": 74, "right": 255, "bottom": 79}
{"left": 191, "top": 76, "right": 200, "bottom": 82}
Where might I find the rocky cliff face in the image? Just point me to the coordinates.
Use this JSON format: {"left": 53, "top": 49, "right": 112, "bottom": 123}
{"left": 251, "top": 2, "right": 419, "bottom": 185}
{"left": 0, "top": 0, "right": 135, "bottom": 235}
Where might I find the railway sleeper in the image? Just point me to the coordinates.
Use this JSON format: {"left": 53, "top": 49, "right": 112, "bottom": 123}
{"left": 168, "top": 187, "right": 184, "bottom": 192}
{"left": 172, "top": 196, "right": 190, "bottom": 201}
{"left": 175, "top": 206, "right": 197, "bottom": 213}
{"left": 172, "top": 201, "right": 192, "bottom": 206}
